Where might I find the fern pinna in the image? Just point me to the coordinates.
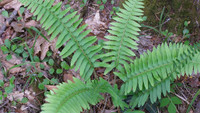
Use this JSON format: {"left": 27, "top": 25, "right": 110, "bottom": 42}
{"left": 19, "top": 0, "right": 107, "bottom": 80}
{"left": 102, "top": 0, "right": 144, "bottom": 74}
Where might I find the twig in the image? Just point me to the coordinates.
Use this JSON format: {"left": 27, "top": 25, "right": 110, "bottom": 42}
{"left": 28, "top": 103, "right": 40, "bottom": 110}
{"left": 143, "top": 18, "right": 171, "bottom": 33}
{"left": 0, "top": 10, "right": 18, "bottom": 37}
{"left": 172, "top": 92, "right": 190, "bottom": 104}
{"left": 0, "top": 100, "right": 9, "bottom": 109}
{"left": 101, "top": 94, "right": 109, "bottom": 113}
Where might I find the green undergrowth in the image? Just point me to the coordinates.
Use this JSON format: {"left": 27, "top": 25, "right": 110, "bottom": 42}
{"left": 143, "top": 0, "right": 199, "bottom": 35}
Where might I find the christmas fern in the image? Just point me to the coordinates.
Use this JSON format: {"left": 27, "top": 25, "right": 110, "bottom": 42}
{"left": 119, "top": 43, "right": 200, "bottom": 107}
{"left": 19, "top": 0, "right": 200, "bottom": 112}
{"left": 19, "top": 0, "right": 107, "bottom": 80}
{"left": 41, "top": 78, "right": 127, "bottom": 113}
{"left": 103, "top": 0, "right": 144, "bottom": 74}
{"left": 117, "top": 43, "right": 200, "bottom": 94}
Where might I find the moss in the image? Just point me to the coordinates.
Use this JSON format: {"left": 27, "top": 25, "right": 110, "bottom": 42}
{"left": 143, "top": 0, "right": 200, "bottom": 35}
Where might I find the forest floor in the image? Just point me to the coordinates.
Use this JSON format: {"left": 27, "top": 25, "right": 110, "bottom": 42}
{"left": 0, "top": 0, "right": 200, "bottom": 113}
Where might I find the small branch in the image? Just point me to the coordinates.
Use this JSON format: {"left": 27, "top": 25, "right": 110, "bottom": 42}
{"left": 172, "top": 92, "right": 190, "bottom": 104}
{"left": 0, "top": 100, "right": 9, "bottom": 109}
{"left": 0, "top": 10, "right": 18, "bottom": 37}
{"left": 93, "top": 71, "right": 98, "bottom": 80}
{"left": 101, "top": 94, "right": 109, "bottom": 113}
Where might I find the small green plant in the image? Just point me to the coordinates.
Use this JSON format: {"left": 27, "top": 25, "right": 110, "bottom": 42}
{"left": 183, "top": 21, "right": 190, "bottom": 39}
{"left": 161, "top": 29, "right": 174, "bottom": 41}
{"left": 160, "top": 83, "right": 183, "bottom": 113}
{"left": 1, "top": 10, "right": 9, "bottom": 18}
{"left": 160, "top": 96, "right": 182, "bottom": 113}
{"left": 0, "top": 76, "right": 15, "bottom": 101}
{"left": 18, "top": 0, "right": 200, "bottom": 113}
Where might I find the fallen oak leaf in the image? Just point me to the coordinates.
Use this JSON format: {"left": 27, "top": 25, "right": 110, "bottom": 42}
{"left": 63, "top": 73, "right": 74, "bottom": 83}
{"left": 45, "top": 85, "right": 58, "bottom": 94}
{"left": 34, "top": 36, "right": 46, "bottom": 56}
{"left": 4, "top": 0, "right": 22, "bottom": 10}
{"left": 0, "top": 0, "right": 12, "bottom": 6}
{"left": 0, "top": 70, "right": 3, "bottom": 80}
{"left": 25, "top": 20, "right": 38, "bottom": 28}
{"left": 40, "top": 40, "right": 51, "bottom": 60}
{"left": 34, "top": 36, "right": 58, "bottom": 60}
{"left": 11, "top": 21, "right": 25, "bottom": 32}
{"left": 0, "top": 15, "right": 5, "bottom": 30}
{"left": 1, "top": 60, "right": 25, "bottom": 74}
{"left": 6, "top": 54, "right": 22, "bottom": 65}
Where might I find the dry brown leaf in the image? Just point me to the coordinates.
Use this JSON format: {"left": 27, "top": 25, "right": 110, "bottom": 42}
{"left": 85, "top": 10, "right": 106, "bottom": 35}
{"left": 4, "top": 0, "right": 22, "bottom": 10}
{"left": 0, "top": 71, "right": 3, "bottom": 80}
{"left": 63, "top": 73, "right": 74, "bottom": 83}
{"left": 20, "top": 105, "right": 28, "bottom": 113}
{"left": 1, "top": 60, "right": 25, "bottom": 74}
{"left": 2, "top": 27, "right": 13, "bottom": 40}
{"left": 0, "top": 15, "right": 5, "bottom": 30}
{"left": 45, "top": 85, "right": 58, "bottom": 92}
{"left": 25, "top": 20, "right": 37, "bottom": 28}
{"left": 0, "top": 0, "right": 12, "bottom": 6}
{"left": 0, "top": 38, "right": 3, "bottom": 45}
{"left": 7, "top": 91, "right": 24, "bottom": 101}
{"left": 24, "top": 10, "right": 33, "bottom": 21}
{"left": 11, "top": 21, "right": 25, "bottom": 32}
{"left": 49, "top": 38, "right": 58, "bottom": 58}
{"left": 40, "top": 40, "right": 51, "bottom": 60}
{"left": 34, "top": 36, "right": 58, "bottom": 60}
{"left": 7, "top": 55, "right": 22, "bottom": 64}
{"left": 1, "top": 53, "right": 22, "bottom": 65}
{"left": 34, "top": 36, "right": 46, "bottom": 55}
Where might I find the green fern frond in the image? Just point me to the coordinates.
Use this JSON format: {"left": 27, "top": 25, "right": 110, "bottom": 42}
{"left": 115, "top": 43, "right": 200, "bottom": 94}
{"left": 102, "top": 0, "right": 144, "bottom": 74}
{"left": 41, "top": 78, "right": 127, "bottom": 113}
{"left": 128, "top": 45, "right": 199, "bottom": 107}
{"left": 19, "top": 0, "right": 107, "bottom": 80}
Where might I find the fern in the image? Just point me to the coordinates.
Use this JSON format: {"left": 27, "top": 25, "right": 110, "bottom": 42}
{"left": 102, "top": 0, "right": 144, "bottom": 74}
{"left": 18, "top": 0, "right": 200, "bottom": 112}
{"left": 19, "top": 0, "right": 107, "bottom": 80}
{"left": 119, "top": 43, "right": 200, "bottom": 107}
{"left": 41, "top": 78, "right": 127, "bottom": 113}
{"left": 115, "top": 43, "right": 200, "bottom": 95}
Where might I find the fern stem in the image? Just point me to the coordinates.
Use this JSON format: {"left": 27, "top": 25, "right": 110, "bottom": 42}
{"left": 93, "top": 71, "right": 98, "bottom": 79}
{"left": 115, "top": 11, "right": 132, "bottom": 68}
